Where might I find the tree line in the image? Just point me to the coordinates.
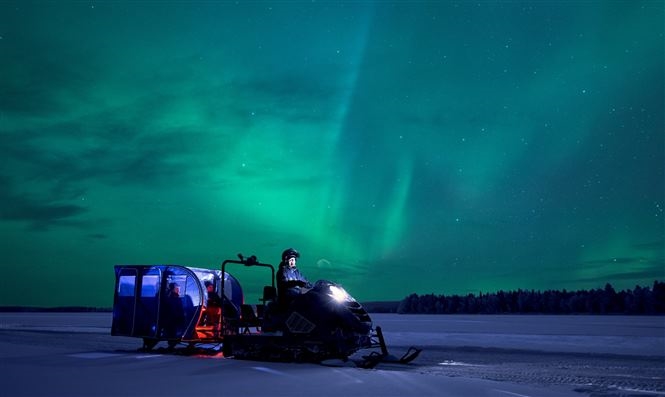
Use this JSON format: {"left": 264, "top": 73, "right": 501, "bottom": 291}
{"left": 0, "top": 306, "right": 112, "bottom": 312}
{"left": 395, "top": 281, "right": 665, "bottom": 315}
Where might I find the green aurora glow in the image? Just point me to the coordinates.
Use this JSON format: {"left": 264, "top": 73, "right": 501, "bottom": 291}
{"left": 1, "top": 1, "right": 663, "bottom": 307}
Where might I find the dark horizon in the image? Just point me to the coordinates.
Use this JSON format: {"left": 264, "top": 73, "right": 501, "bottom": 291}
{"left": 3, "top": 280, "right": 662, "bottom": 315}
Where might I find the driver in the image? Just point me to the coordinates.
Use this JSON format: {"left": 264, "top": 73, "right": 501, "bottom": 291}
{"left": 276, "top": 248, "right": 312, "bottom": 307}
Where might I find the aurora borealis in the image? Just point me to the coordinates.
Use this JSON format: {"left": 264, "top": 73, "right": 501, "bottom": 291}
{"left": 1, "top": 1, "right": 663, "bottom": 307}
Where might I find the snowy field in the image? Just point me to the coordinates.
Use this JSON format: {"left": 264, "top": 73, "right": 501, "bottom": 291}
{"left": 0, "top": 313, "right": 663, "bottom": 397}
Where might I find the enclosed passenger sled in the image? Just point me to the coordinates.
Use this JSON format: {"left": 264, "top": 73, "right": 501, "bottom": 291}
{"left": 111, "top": 254, "right": 421, "bottom": 367}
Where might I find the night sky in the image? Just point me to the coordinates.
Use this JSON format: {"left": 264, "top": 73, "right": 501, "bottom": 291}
{"left": 1, "top": 1, "right": 663, "bottom": 307}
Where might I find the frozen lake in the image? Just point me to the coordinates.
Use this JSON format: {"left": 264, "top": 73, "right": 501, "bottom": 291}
{"left": 1, "top": 313, "right": 663, "bottom": 396}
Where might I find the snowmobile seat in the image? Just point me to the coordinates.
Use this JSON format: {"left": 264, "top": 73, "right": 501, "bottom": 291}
{"left": 240, "top": 304, "right": 261, "bottom": 334}
{"left": 259, "top": 285, "right": 278, "bottom": 322}
{"left": 261, "top": 286, "right": 276, "bottom": 303}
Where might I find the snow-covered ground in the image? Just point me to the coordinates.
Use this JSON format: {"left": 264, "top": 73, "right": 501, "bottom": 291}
{"left": 0, "top": 313, "right": 663, "bottom": 397}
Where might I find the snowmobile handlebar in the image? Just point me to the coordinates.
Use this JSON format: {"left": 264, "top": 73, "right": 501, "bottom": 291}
{"left": 221, "top": 254, "right": 276, "bottom": 289}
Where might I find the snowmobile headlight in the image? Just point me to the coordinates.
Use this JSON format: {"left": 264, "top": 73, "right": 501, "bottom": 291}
{"left": 329, "top": 285, "right": 351, "bottom": 303}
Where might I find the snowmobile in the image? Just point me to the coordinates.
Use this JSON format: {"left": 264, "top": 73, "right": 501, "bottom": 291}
{"left": 111, "top": 254, "right": 421, "bottom": 367}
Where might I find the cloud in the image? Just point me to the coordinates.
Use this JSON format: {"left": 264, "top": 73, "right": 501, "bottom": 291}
{"left": 0, "top": 112, "right": 220, "bottom": 231}
{"left": 576, "top": 266, "right": 665, "bottom": 286}
{"left": 633, "top": 240, "right": 665, "bottom": 253}
{"left": 574, "top": 255, "right": 665, "bottom": 287}
{"left": 581, "top": 257, "right": 650, "bottom": 266}
{"left": 0, "top": 174, "right": 88, "bottom": 230}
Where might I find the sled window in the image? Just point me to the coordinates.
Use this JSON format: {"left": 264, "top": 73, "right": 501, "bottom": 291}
{"left": 118, "top": 275, "right": 136, "bottom": 297}
{"left": 141, "top": 274, "right": 160, "bottom": 297}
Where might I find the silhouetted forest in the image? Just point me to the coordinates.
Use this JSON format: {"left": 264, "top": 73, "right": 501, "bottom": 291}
{"left": 394, "top": 281, "right": 665, "bottom": 315}
{"left": 2, "top": 281, "right": 663, "bottom": 315}
{"left": 0, "top": 306, "right": 111, "bottom": 312}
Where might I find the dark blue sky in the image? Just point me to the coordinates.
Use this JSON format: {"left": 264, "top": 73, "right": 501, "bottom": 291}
{"left": 1, "top": 1, "right": 663, "bottom": 306}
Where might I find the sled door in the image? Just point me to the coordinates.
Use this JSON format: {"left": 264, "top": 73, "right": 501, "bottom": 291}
{"left": 112, "top": 267, "right": 138, "bottom": 336}
{"left": 134, "top": 268, "right": 161, "bottom": 337}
